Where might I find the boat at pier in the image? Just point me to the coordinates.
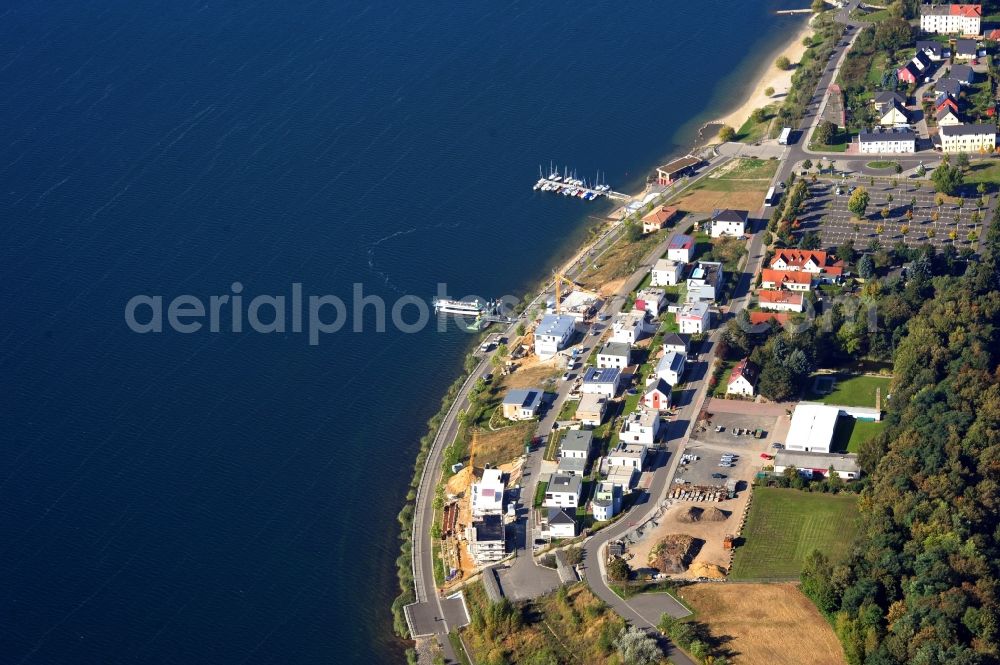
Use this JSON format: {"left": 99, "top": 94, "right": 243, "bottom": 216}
{"left": 432, "top": 298, "right": 485, "bottom": 315}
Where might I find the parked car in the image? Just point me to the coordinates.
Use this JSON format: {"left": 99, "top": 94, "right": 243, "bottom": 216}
{"left": 711, "top": 473, "right": 727, "bottom": 479}
{"left": 760, "top": 453, "right": 773, "bottom": 460}
{"left": 772, "top": 442, "right": 783, "bottom": 449}
{"left": 715, "top": 425, "right": 724, "bottom": 433}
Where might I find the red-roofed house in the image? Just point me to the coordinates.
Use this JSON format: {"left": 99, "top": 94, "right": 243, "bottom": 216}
{"left": 988, "top": 28, "right": 1000, "bottom": 41}
{"left": 727, "top": 359, "right": 760, "bottom": 397}
{"left": 769, "top": 249, "right": 844, "bottom": 282}
{"left": 920, "top": 4, "right": 981, "bottom": 35}
{"left": 641, "top": 205, "right": 678, "bottom": 234}
{"left": 936, "top": 95, "right": 960, "bottom": 113}
{"left": 758, "top": 289, "right": 805, "bottom": 312}
{"left": 897, "top": 63, "right": 921, "bottom": 85}
{"left": 749, "top": 312, "right": 790, "bottom": 326}
{"left": 761, "top": 268, "right": 813, "bottom": 291}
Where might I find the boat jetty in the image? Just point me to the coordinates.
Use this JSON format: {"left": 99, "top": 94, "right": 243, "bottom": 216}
{"left": 532, "top": 164, "right": 628, "bottom": 201}
{"left": 432, "top": 297, "right": 514, "bottom": 331}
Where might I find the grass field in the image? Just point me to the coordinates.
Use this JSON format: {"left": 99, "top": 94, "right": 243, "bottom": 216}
{"left": 680, "top": 583, "right": 847, "bottom": 665}
{"left": 730, "top": 488, "right": 858, "bottom": 580}
{"left": 669, "top": 158, "right": 774, "bottom": 213}
{"left": 963, "top": 161, "right": 1000, "bottom": 194}
{"left": 805, "top": 373, "right": 890, "bottom": 408}
{"left": 831, "top": 417, "right": 886, "bottom": 453}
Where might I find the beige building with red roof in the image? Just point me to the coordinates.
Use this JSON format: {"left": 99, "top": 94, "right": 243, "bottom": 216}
{"left": 758, "top": 289, "right": 805, "bottom": 312}
{"left": 727, "top": 359, "right": 759, "bottom": 397}
{"left": 769, "top": 249, "right": 843, "bottom": 282}
{"left": 761, "top": 268, "right": 813, "bottom": 291}
{"left": 641, "top": 205, "right": 678, "bottom": 234}
{"left": 920, "top": 4, "right": 981, "bottom": 35}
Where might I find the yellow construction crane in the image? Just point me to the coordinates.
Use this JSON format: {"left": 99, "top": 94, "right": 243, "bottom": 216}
{"left": 553, "top": 271, "right": 595, "bottom": 315}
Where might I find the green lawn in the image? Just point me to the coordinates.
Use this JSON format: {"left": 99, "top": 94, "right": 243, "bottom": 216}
{"left": 865, "top": 160, "right": 899, "bottom": 170}
{"left": 735, "top": 107, "right": 778, "bottom": 144}
{"left": 963, "top": 161, "right": 1000, "bottom": 194}
{"left": 805, "top": 373, "right": 891, "bottom": 408}
{"left": 831, "top": 417, "right": 886, "bottom": 453}
{"left": 730, "top": 488, "right": 859, "bottom": 580}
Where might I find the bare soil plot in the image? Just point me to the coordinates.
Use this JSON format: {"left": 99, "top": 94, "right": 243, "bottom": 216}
{"left": 671, "top": 189, "right": 766, "bottom": 214}
{"left": 679, "top": 583, "right": 847, "bottom": 665}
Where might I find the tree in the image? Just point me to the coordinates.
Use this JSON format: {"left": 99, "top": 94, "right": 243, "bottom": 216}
{"left": 887, "top": 193, "right": 894, "bottom": 204}
{"left": 915, "top": 164, "right": 926, "bottom": 177}
{"left": 718, "top": 125, "right": 736, "bottom": 142}
{"left": 625, "top": 220, "right": 642, "bottom": 242}
{"left": 750, "top": 107, "right": 766, "bottom": 124}
{"left": 874, "top": 17, "right": 914, "bottom": 52}
{"left": 848, "top": 187, "right": 870, "bottom": 219}
{"left": 759, "top": 363, "right": 796, "bottom": 402}
{"left": 515, "top": 322, "right": 526, "bottom": 336}
{"left": 837, "top": 239, "right": 857, "bottom": 264}
{"left": 800, "top": 231, "right": 822, "bottom": 250}
{"left": 894, "top": 162, "right": 903, "bottom": 174}
{"left": 858, "top": 254, "right": 876, "bottom": 279}
{"left": 955, "top": 152, "right": 970, "bottom": 170}
{"left": 814, "top": 120, "right": 836, "bottom": 145}
{"left": 880, "top": 207, "right": 890, "bottom": 220}
{"left": 803, "top": 158, "right": 813, "bottom": 170}
{"left": 491, "top": 343, "right": 508, "bottom": 367}
{"left": 875, "top": 224, "right": 884, "bottom": 235}
{"left": 607, "top": 557, "right": 630, "bottom": 581}
{"left": 900, "top": 223, "right": 910, "bottom": 235}
{"left": 615, "top": 626, "right": 661, "bottom": 665}
{"left": 764, "top": 86, "right": 775, "bottom": 97}
{"left": 977, "top": 182, "right": 987, "bottom": 197}
{"left": 776, "top": 55, "right": 791, "bottom": 70}
{"left": 931, "top": 163, "right": 964, "bottom": 195}
{"left": 811, "top": 0, "right": 826, "bottom": 12}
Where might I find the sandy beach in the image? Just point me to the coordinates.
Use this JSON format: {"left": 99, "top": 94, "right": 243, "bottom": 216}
{"left": 712, "top": 19, "right": 815, "bottom": 132}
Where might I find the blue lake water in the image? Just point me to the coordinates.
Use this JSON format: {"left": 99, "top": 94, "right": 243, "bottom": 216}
{"left": 0, "top": 1, "right": 805, "bottom": 662}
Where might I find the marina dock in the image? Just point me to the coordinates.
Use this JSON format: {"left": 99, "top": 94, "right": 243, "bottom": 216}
{"left": 532, "top": 165, "right": 629, "bottom": 201}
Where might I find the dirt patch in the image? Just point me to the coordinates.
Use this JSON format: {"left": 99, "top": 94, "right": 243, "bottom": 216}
{"left": 678, "top": 583, "right": 847, "bottom": 665}
{"left": 688, "top": 562, "right": 726, "bottom": 579}
{"left": 677, "top": 506, "right": 730, "bottom": 523}
{"left": 671, "top": 189, "right": 765, "bottom": 214}
{"left": 475, "top": 422, "right": 535, "bottom": 469}
{"left": 501, "top": 354, "right": 560, "bottom": 390}
{"left": 649, "top": 534, "right": 700, "bottom": 574}
{"left": 701, "top": 507, "right": 728, "bottom": 522}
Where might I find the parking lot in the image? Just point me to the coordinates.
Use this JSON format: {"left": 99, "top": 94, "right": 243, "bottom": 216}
{"left": 676, "top": 412, "right": 782, "bottom": 488}
{"left": 793, "top": 176, "right": 991, "bottom": 250}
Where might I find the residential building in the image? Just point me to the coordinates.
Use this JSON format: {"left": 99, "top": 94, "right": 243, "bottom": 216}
{"left": 557, "top": 456, "right": 587, "bottom": 477}
{"left": 897, "top": 62, "right": 921, "bottom": 85}
{"left": 597, "top": 341, "right": 632, "bottom": 369}
{"left": 939, "top": 123, "right": 997, "bottom": 153}
{"left": 655, "top": 156, "right": 701, "bottom": 185}
{"left": 954, "top": 38, "right": 979, "bottom": 60}
{"left": 661, "top": 332, "right": 690, "bottom": 355}
{"left": 750, "top": 311, "right": 790, "bottom": 327}
{"left": 592, "top": 481, "right": 623, "bottom": 521}
{"left": 677, "top": 301, "right": 710, "bottom": 334}
{"left": 642, "top": 378, "right": 673, "bottom": 411}
{"left": 635, "top": 287, "right": 667, "bottom": 317}
{"left": 769, "top": 249, "right": 843, "bottom": 281}
{"left": 879, "top": 102, "right": 909, "bottom": 127}
{"left": 917, "top": 40, "right": 951, "bottom": 60}
{"left": 534, "top": 314, "right": 576, "bottom": 359}
{"left": 935, "top": 93, "right": 959, "bottom": 113}
{"left": 726, "top": 358, "right": 759, "bottom": 397}
{"left": 950, "top": 64, "right": 974, "bottom": 84}
{"left": 709, "top": 208, "right": 749, "bottom": 238}
{"left": 559, "top": 290, "right": 601, "bottom": 321}
{"left": 761, "top": 268, "right": 813, "bottom": 291}
{"left": 576, "top": 393, "right": 607, "bottom": 427}
{"left": 619, "top": 409, "right": 660, "bottom": 447}
{"left": 919, "top": 4, "right": 981, "bottom": 35}
{"left": 641, "top": 205, "right": 678, "bottom": 234}
{"left": 607, "top": 443, "right": 647, "bottom": 469}
{"left": 606, "top": 465, "right": 637, "bottom": 491}
{"left": 758, "top": 289, "right": 805, "bottom": 312}
{"left": 502, "top": 388, "right": 543, "bottom": 421}
{"left": 773, "top": 451, "right": 861, "bottom": 480}
{"left": 468, "top": 515, "right": 505, "bottom": 565}
{"left": 543, "top": 508, "right": 577, "bottom": 539}
{"left": 610, "top": 311, "right": 651, "bottom": 344}
{"left": 651, "top": 258, "right": 684, "bottom": 287}
{"left": 655, "top": 349, "right": 686, "bottom": 385}
{"left": 936, "top": 106, "right": 962, "bottom": 126}
{"left": 936, "top": 77, "right": 962, "bottom": 98}
{"left": 471, "top": 468, "right": 505, "bottom": 517}
{"left": 686, "top": 261, "right": 723, "bottom": 302}
{"left": 666, "top": 234, "right": 695, "bottom": 262}
{"left": 581, "top": 367, "right": 621, "bottom": 399}
{"left": 543, "top": 473, "right": 582, "bottom": 508}
{"left": 560, "top": 430, "right": 593, "bottom": 460}
{"left": 858, "top": 127, "right": 916, "bottom": 154}
{"left": 872, "top": 90, "right": 906, "bottom": 114}
{"left": 911, "top": 50, "right": 933, "bottom": 72}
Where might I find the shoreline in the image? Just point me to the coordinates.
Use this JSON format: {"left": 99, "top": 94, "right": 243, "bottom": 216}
{"left": 709, "top": 18, "right": 815, "bottom": 133}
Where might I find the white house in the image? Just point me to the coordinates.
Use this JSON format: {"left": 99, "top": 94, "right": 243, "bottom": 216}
{"left": 502, "top": 388, "right": 543, "bottom": 421}
{"left": 557, "top": 455, "right": 587, "bottom": 477}
{"left": 726, "top": 359, "right": 759, "bottom": 397}
{"left": 471, "top": 468, "right": 505, "bottom": 517}
{"left": 939, "top": 123, "right": 997, "bottom": 153}
{"left": 534, "top": 314, "right": 576, "bottom": 359}
{"left": 543, "top": 508, "right": 577, "bottom": 539}
{"left": 607, "top": 443, "right": 646, "bottom": 469}
{"left": 936, "top": 106, "right": 962, "bottom": 126}
{"left": 677, "top": 302, "right": 710, "bottom": 334}
{"left": 651, "top": 258, "right": 684, "bottom": 287}
{"left": 661, "top": 333, "right": 689, "bottom": 355}
{"left": 773, "top": 451, "right": 861, "bottom": 480}
{"left": 606, "top": 465, "right": 637, "bottom": 491}
{"left": 597, "top": 341, "right": 632, "bottom": 369}
{"left": 758, "top": 289, "right": 805, "bottom": 312}
{"left": 468, "top": 515, "right": 505, "bottom": 565}
{"left": 610, "top": 311, "right": 651, "bottom": 344}
{"left": 592, "top": 482, "right": 623, "bottom": 521}
{"left": 655, "top": 349, "right": 686, "bottom": 385}
{"left": 710, "top": 209, "right": 748, "bottom": 238}
{"left": 919, "top": 4, "right": 981, "bottom": 35}
{"left": 635, "top": 287, "right": 667, "bottom": 318}
{"left": 619, "top": 409, "right": 660, "bottom": 447}
{"left": 858, "top": 127, "right": 916, "bottom": 154}
{"left": 576, "top": 393, "right": 607, "bottom": 427}
{"left": 642, "top": 378, "right": 672, "bottom": 412}
{"left": 916, "top": 40, "right": 950, "bottom": 61}
{"left": 582, "top": 367, "right": 621, "bottom": 399}
{"left": 878, "top": 103, "right": 909, "bottom": 127}
{"left": 686, "top": 261, "right": 723, "bottom": 302}
{"left": 543, "top": 473, "right": 582, "bottom": 508}
{"left": 560, "top": 430, "right": 593, "bottom": 460}
{"left": 666, "top": 234, "right": 695, "bottom": 262}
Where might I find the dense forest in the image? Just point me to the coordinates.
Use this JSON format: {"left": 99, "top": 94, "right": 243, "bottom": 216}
{"left": 801, "top": 207, "right": 1000, "bottom": 664}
